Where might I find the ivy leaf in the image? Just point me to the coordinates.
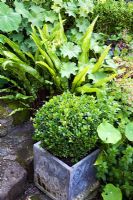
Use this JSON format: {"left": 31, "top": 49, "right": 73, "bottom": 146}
{"left": 97, "top": 121, "right": 122, "bottom": 144}
{"left": 125, "top": 122, "right": 133, "bottom": 141}
{"left": 0, "top": 2, "right": 21, "bottom": 32}
{"left": 60, "top": 62, "right": 77, "bottom": 78}
{"left": 102, "top": 184, "right": 122, "bottom": 200}
{"left": 60, "top": 42, "right": 81, "bottom": 59}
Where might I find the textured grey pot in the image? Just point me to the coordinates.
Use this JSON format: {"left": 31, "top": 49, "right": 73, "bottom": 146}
{"left": 34, "top": 142, "right": 99, "bottom": 200}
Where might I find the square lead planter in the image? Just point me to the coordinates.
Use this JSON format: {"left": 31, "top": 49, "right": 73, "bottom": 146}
{"left": 34, "top": 142, "right": 99, "bottom": 200}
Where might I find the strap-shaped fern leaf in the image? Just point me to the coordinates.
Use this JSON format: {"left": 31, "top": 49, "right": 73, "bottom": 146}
{"left": 78, "top": 16, "right": 98, "bottom": 66}
{"left": 92, "top": 45, "right": 111, "bottom": 74}
{"left": 0, "top": 75, "right": 25, "bottom": 94}
{"left": 71, "top": 66, "right": 89, "bottom": 93}
{"left": 0, "top": 34, "right": 27, "bottom": 62}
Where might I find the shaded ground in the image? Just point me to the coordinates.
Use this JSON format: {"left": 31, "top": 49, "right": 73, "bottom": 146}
{"left": 18, "top": 183, "right": 99, "bottom": 200}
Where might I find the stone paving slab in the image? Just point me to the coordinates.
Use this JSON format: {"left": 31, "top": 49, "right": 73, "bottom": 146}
{"left": 0, "top": 159, "right": 27, "bottom": 200}
{"left": 0, "top": 122, "right": 34, "bottom": 200}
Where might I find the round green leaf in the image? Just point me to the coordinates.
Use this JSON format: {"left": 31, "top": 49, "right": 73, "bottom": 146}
{"left": 97, "top": 121, "right": 121, "bottom": 144}
{"left": 0, "top": 2, "right": 21, "bottom": 32}
{"left": 125, "top": 122, "right": 133, "bottom": 141}
{"left": 102, "top": 184, "right": 122, "bottom": 200}
{"left": 102, "top": 183, "right": 122, "bottom": 200}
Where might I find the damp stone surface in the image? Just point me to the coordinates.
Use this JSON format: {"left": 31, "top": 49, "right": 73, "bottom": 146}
{"left": 0, "top": 121, "right": 34, "bottom": 200}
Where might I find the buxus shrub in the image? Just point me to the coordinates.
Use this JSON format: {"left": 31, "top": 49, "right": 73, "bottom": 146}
{"left": 33, "top": 92, "right": 120, "bottom": 164}
{"left": 92, "top": 0, "right": 133, "bottom": 34}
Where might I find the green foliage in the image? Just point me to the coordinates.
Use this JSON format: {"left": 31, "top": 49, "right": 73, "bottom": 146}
{"left": 32, "top": 17, "right": 116, "bottom": 95}
{"left": 102, "top": 184, "right": 122, "bottom": 200}
{"left": 33, "top": 92, "right": 120, "bottom": 163}
{"left": 2, "top": 0, "right": 132, "bottom": 53}
{"left": 0, "top": 16, "right": 116, "bottom": 112}
{"left": 108, "top": 77, "right": 133, "bottom": 118}
{"left": 0, "top": 0, "right": 95, "bottom": 52}
{"left": 0, "top": 34, "right": 48, "bottom": 112}
{"left": 97, "top": 121, "right": 122, "bottom": 144}
{"left": 0, "top": 2, "right": 21, "bottom": 32}
{"left": 125, "top": 122, "right": 133, "bottom": 142}
{"left": 96, "top": 144, "right": 133, "bottom": 199}
{"left": 95, "top": 71, "right": 133, "bottom": 199}
{"left": 92, "top": 0, "right": 133, "bottom": 34}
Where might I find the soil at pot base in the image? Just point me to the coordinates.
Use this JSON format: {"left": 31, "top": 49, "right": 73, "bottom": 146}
{"left": 34, "top": 142, "right": 99, "bottom": 200}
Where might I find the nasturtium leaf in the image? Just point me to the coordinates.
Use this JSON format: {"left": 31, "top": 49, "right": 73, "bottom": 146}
{"left": 60, "top": 62, "right": 77, "bottom": 78}
{"left": 97, "top": 121, "right": 121, "bottom": 144}
{"left": 60, "top": 42, "right": 81, "bottom": 59}
{"left": 102, "top": 184, "right": 122, "bottom": 200}
{"left": 0, "top": 2, "right": 21, "bottom": 32}
{"left": 125, "top": 122, "right": 133, "bottom": 141}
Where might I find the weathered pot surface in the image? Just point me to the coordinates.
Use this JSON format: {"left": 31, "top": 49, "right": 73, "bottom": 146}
{"left": 34, "top": 142, "right": 99, "bottom": 200}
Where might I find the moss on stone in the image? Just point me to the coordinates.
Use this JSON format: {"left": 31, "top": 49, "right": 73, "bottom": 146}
{"left": 0, "top": 100, "right": 30, "bottom": 125}
{"left": 6, "top": 102, "right": 30, "bottom": 125}
{"left": 0, "top": 104, "right": 9, "bottom": 118}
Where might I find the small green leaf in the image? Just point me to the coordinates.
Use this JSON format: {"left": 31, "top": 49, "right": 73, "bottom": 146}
{"left": 125, "top": 122, "right": 133, "bottom": 141}
{"left": 102, "top": 184, "right": 122, "bottom": 200}
{"left": 89, "top": 71, "right": 107, "bottom": 83}
{"left": 14, "top": 0, "right": 31, "bottom": 18}
{"left": 44, "top": 11, "right": 58, "bottom": 23}
{"left": 60, "top": 42, "right": 81, "bottom": 59}
{"left": 97, "top": 121, "right": 121, "bottom": 144}
{"left": 61, "top": 62, "right": 77, "bottom": 78}
{"left": 76, "top": 18, "right": 90, "bottom": 33}
{"left": 0, "top": 2, "right": 21, "bottom": 32}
